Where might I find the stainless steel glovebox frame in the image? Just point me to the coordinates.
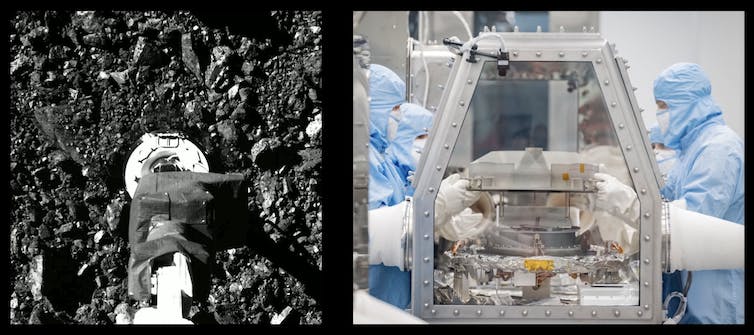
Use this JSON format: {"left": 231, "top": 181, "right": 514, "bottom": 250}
{"left": 408, "top": 31, "right": 665, "bottom": 323}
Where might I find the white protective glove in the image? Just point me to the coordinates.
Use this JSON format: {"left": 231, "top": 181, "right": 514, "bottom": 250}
{"left": 437, "top": 208, "right": 486, "bottom": 241}
{"left": 434, "top": 173, "right": 482, "bottom": 235}
{"left": 593, "top": 172, "right": 640, "bottom": 224}
{"left": 591, "top": 211, "right": 640, "bottom": 256}
{"left": 368, "top": 201, "right": 408, "bottom": 271}
{"left": 589, "top": 172, "right": 641, "bottom": 255}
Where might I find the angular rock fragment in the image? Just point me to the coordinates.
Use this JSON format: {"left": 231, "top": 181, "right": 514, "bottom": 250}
{"left": 133, "top": 36, "right": 164, "bottom": 68}
{"left": 105, "top": 198, "right": 125, "bottom": 232}
{"left": 230, "top": 103, "right": 247, "bottom": 121}
{"left": 181, "top": 33, "right": 203, "bottom": 81}
{"left": 305, "top": 113, "right": 321, "bottom": 138}
{"left": 205, "top": 46, "right": 234, "bottom": 92}
{"left": 216, "top": 120, "right": 238, "bottom": 143}
{"left": 29, "top": 255, "right": 44, "bottom": 301}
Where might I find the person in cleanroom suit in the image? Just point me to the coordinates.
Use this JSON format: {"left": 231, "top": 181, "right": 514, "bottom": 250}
{"left": 652, "top": 62, "right": 744, "bottom": 324}
{"left": 366, "top": 64, "right": 481, "bottom": 309}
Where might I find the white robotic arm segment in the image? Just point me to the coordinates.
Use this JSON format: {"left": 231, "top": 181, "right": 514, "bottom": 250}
{"left": 666, "top": 199, "right": 744, "bottom": 272}
{"left": 368, "top": 201, "right": 408, "bottom": 271}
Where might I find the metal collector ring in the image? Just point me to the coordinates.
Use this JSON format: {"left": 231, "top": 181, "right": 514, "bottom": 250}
{"left": 124, "top": 132, "right": 210, "bottom": 198}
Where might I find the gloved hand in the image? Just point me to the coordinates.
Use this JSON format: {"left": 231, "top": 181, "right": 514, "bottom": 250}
{"left": 437, "top": 208, "right": 488, "bottom": 241}
{"left": 368, "top": 201, "right": 408, "bottom": 271}
{"left": 434, "top": 173, "right": 482, "bottom": 232}
{"left": 593, "top": 172, "right": 639, "bottom": 223}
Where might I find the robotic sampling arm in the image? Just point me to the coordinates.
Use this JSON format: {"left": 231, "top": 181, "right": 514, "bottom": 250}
{"left": 123, "top": 132, "right": 248, "bottom": 324}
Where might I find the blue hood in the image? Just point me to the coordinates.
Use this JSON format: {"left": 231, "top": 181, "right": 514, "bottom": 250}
{"left": 385, "top": 103, "right": 434, "bottom": 189}
{"left": 653, "top": 63, "right": 725, "bottom": 150}
{"left": 368, "top": 64, "right": 406, "bottom": 153}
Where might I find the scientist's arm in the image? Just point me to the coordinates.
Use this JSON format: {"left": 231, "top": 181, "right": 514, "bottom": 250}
{"left": 679, "top": 143, "right": 742, "bottom": 218}
{"left": 368, "top": 173, "right": 487, "bottom": 270}
{"left": 367, "top": 201, "right": 407, "bottom": 270}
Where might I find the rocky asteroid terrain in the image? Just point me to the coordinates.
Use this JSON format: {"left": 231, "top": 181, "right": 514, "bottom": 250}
{"left": 9, "top": 10, "right": 322, "bottom": 324}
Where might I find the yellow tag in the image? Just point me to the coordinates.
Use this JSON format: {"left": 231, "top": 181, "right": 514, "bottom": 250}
{"left": 524, "top": 259, "right": 554, "bottom": 272}
{"left": 562, "top": 172, "right": 570, "bottom": 181}
{"left": 580, "top": 163, "right": 585, "bottom": 173}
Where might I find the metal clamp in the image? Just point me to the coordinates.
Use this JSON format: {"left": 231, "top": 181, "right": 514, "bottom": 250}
{"left": 661, "top": 201, "right": 671, "bottom": 273}
{"left": 497, "top": 49, "right": 510, "bottom": 76}
{"left": 403, "top": 196, "right": 414, "bottom": 271}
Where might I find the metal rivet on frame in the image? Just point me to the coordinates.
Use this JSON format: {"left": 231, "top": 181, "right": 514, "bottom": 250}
{"left": 644, "top": 235, "right": 650, "bottom": 241}
{"left": 424, "top": 211, "right": 429, "bottom": 217}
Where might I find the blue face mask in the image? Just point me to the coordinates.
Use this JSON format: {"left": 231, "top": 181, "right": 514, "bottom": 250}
{"left": 411, "top": 137, "right": 426, "bottom": 165}
{"left": 656, "top": 108, "right": 670, "bottom": 135}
